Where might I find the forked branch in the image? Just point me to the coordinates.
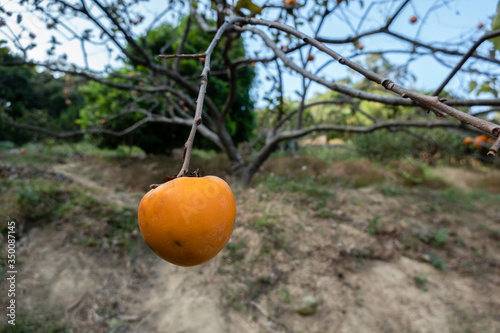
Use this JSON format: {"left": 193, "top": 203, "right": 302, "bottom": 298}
{"left": 167, "top": 17, "right": 244, "bottom": 177}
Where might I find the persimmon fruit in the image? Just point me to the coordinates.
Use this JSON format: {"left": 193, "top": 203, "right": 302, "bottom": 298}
{"left": 138, "top": 176, "right": 236, "bottom": 267}
{"left": 463, "top": 137, "right": 472, "bottom": 145}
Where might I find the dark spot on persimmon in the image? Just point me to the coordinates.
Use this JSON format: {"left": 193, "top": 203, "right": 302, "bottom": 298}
{"left": 174, "top": 241, "right": 183, "bottom": 247}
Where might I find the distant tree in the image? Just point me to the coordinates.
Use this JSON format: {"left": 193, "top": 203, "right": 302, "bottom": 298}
{"left": 0, "top": 45, "right": 83, "bottom": 143}
{"left": 1, "top": 0, "right": 500, "bottom": 185}
{"left": 77, "top": 19, "right": 256, "bottom": 154}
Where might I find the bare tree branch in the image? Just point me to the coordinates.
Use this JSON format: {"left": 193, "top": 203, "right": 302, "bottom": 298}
{"left": 177, "top": 17, "right": 244, "bottom": 177}
{"left": 3, "top": 114, "right": 223, "bottom": 149}
{"left": 432, "top": 29, "right": 500, "bottom": 96}
{"left": 173, "top": 16, "right": 193, "bottom": 72}
{"left": 236, "top": 18, "right": 500, "bottom": 136}
{"left": 157, "top": 53, "right": 206, "bottom": 60}
{"left": 247, "top": 120, "right": 465, "bottom": 177}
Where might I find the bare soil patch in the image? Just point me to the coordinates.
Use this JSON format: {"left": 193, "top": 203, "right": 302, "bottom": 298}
{"left": 2, "top": 157, "right": 499, "bottom": 333}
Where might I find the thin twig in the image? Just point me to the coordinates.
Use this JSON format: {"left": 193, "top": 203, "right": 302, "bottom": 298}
{"left": 488, "top": 137, "right": 500, "bottom": 157}
{"left": 173, "top": 16, "right": 192, "bottom": 72}
{"left": 176, "top": 17, "right": 244, "bottom": 177}
{"left": 157, "top": 53, "right": 206, "bottom": 60}
{"left": 3, "top": 114, "right": 224, "bottom": 148}
{"left": 432, "top": 29, "right": 500, "bottom": 96}
{"left": 67, "top": 292, "right": 88, "bottom": 312}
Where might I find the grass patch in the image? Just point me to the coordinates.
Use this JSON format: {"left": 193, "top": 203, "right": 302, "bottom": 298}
{"left": 0, "top": 311, "right": 71, "bottom": 333}
{"left": 0, "top": 141, "right": 147, "bottom": 166}
{"left": 366, "top": 216, "right": 382, "bottom": 235}
{"left": 15, "top": 179, "right": 69, "bottom": 221}
{"left": 426, "top": 188, "right": 500, "bottom": 211}
{"left": 223, "top": 240, "right": 247, "bottom": 264}
{"left": 254, "top": 214, "right": 287, "bottom": 254}
{"left": 418, "top": 228, "right": 450, "bottom": 248}
{"left": 299, "top": 145, "right": 359, "bottom": 163}
{"left": 413, "top": 274, "right": 428, "bottom": 292}
{"left": 1, "top": 177, "right": 139, "bottom": 252}
{"left": 260, "top": 175, "right": 335, "bottom": 198}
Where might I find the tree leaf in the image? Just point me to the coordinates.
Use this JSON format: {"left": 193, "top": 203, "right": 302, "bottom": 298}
{"left": 236, "top": 0, "right": 262, "bottom": 16}
{"left": 468, "top": 80, "right": 477, "bottom": 93}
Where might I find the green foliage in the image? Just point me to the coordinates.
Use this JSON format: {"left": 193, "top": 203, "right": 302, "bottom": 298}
{"left": 430, "top": 228, "right": 450, "bottom": 247}
{"left": 0, "top": 47, "right": 83, "bottom": 144}
{"left": 4, "top": 176, "right": 139, "bottom": 252}
{"left": 78, "top": 70, "right": 189, "bottom": 154}
{"left": 261, "top": 174, "right": 334, "bottom": 197}
{"left": 432, "top": 257, "right": 447, "bottom": 271}
{"left": 255, "top": 214, "right": 276, "bottom": 230}
{"left": 299, "top": 146, "right": 359, "bottom": 163}
{"left": 420, "top": 228, "right": 450, "bottom": 247}
{"left": 106, "top": 208, "right": 138, "bottom": 236}
{"left": 79, "top": 17, "right": 256, "bottom": 154}
{"left": 15, "top": 180, "right": 67, "bottom": 221}
{"left": 236, "top": 0, "right": 263, "bottom": 15}
{"left": 351, "top": 128, "right": 463, "bottom": 162}
{"left": 223, "top": 240, "right": 247, "bottom": 264}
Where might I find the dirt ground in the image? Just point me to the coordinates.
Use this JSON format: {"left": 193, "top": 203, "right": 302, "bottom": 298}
{"left": 1, "top": 155, "right": 500, "bottom": 333}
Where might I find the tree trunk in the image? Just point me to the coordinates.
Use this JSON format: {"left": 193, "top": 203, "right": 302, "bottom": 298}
{"left": 232, "top": 165, "right": 253, "bottom": 187}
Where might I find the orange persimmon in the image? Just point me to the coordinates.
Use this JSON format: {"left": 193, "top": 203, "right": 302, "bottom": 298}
{"left": 138, "top": 176, "right": 236, "bottom": 267}
{"left": 473, "top": 135, "right": 489, "bottom": 148}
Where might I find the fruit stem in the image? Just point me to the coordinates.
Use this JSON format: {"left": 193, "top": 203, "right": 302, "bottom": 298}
{"left": 177, "top": 17, "right": 243, "bottom": 177}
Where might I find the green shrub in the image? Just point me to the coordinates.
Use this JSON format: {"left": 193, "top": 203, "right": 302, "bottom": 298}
{"left": 351, "top": 128, "right": 462, "bottom": 162}
{"left": 15, "top": 180, "right": 67, "bottom": 220}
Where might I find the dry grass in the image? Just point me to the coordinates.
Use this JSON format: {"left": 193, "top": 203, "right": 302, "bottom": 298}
{"left": 2, "top": 151, "right": 500, "bottom": 332}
